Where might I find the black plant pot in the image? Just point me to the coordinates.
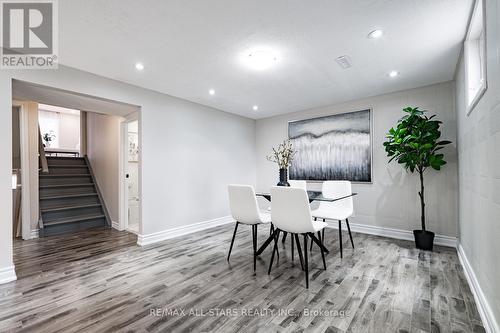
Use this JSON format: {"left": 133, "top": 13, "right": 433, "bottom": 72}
{"left": 413, "top": 230, "right": 435, "bottom": 251}
{"left": 277, "top": 169, "right": 290, "bottom": 187}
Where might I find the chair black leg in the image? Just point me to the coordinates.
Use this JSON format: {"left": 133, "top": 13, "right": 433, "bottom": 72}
{"left": 268, "top": 229, "right": 280, "bottom": 275}
{"left": 318, "top": 231, "right": 326, "bottom": 270}
{"left": 282, "top": 232, "right": 287, "bottom": 244}
{"left": 338, "top": 220, "right": 343, "bottom": 259}
{"left": 322, "top": 227, "right": 325, "bottom": 245}
{"left": 310, "top": 218, "right": 325, "bottom": 251}
{"left": 346, "top": 218, "right": 354, "bottom": 249}
{"left": 294, "top": 233, "right": 304, "bottom": 270}
{"left": 270, "top": 224, "right": 274, "bottom": 236}
{"left": 303, "top": 234, "right": 309, "bottom": 289}
{"left": 291, "top": 234, "right": 294, "bottom": 262}
{"left": 227, "top": 222, "right": 239, "bottom": 261}
{"left": 252, "top": 225, "right": 257, "bottom": 272}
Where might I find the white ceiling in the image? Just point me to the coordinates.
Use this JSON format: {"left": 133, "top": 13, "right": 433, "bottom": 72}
{"left": 58, "top": 0, "right": 472, "bottom": 119}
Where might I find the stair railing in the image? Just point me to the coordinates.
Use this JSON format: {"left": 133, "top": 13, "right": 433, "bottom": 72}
{"left": 38, "top": 126, "right": 49, "bottom": 174}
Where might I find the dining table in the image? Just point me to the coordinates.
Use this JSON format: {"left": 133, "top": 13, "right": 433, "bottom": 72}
{"left": 254, "top": 191, "right": 357, "bottom": 255}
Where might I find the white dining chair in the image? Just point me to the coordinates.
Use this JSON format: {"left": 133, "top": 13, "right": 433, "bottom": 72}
{"left": 280, "top": 180, "right": 307, "bottom": 249}
{"left": 288, "top": 180, "right": 307, "bottom": 190}
{"left": 269, "top": 186, "right": 328, "bottom": 288}
{"left": 227, "top": 184, "right": 272, "bottom": 272}
{"left": 311, "top": 180, "right": 354, "bottom": 258}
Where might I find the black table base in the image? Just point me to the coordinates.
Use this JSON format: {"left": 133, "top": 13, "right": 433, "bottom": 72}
{"left": 256, "top": 227, "right": 329, "bottom": 255}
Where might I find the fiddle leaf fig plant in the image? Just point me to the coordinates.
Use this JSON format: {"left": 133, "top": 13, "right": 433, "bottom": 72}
{"left": 383, "top": 107, "right": 451, "bottom": 231}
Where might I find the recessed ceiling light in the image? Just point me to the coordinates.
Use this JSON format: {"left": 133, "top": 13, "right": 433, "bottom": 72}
{"left": 367, "top": 29, "right": 384, "bottom": 39}
{"left": 135, "top": 62, "right": 144, "bottom": 71}
{"left": 389, "top": 70, "right": 399, "bottom": 78}
{"left": 240, "top": 47, "right": 279, "bottom": 71}
{"left": 252, "top": 105, "right": 259, "bottom": 111}
{"left": 209, "top": 89, "right": 215, "bottom": 95}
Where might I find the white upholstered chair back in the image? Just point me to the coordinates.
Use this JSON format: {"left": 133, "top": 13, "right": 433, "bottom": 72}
{"left": 288, "top": 180, "right": 307, "bottom": 190}
{"left": 228, "top": 184, "right": 262, "bottom": 224}
{"left": 270, "top": 186, "right": 315, "bottom": 234}
{"left": 317, "top": 181, "right": 354, "bottom": 217}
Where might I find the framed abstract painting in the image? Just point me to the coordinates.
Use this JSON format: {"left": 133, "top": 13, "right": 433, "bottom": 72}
{"left": 288, "top": 109, "right": 372, "bottom": 182}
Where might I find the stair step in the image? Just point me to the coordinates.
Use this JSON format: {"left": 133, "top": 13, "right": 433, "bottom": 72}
{"left": 40, "top": 183, "right": 95, "bottom": 189}
{"left": 46, "top": 157, "right": 87, "bottom": 166}
{"left": 40, "top": 193, "right": 98, "bottom": 200}
{"left": 40, "top": 174, "right": 91, "bottom": 178}
{"left": 43, "top": 214, "right": 106, "bottom": 226}
{"left": 47, "top": 156, "right": 84, "bottom": 159}
{"left": 47, "top": 165, "right": 88, "bottom": 168}
{"left": 41, "top": 203, "right": 102, "bottom": 213}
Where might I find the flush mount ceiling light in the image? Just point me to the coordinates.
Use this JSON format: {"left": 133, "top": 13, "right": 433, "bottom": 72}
{"left": 240, "top": 47, "right": 279, "bottom": 71}
{"left": 208, "top": 89, "right": 215, "bottom": 95}
{"left": 252, "top": 105, "right": 259, "bottom": 111}
{"left": 135, "top": 62, "right": 144, "bottom": 71}
{"left": 367, "top": 29, "right": 384, "bottom": 39}
{"left": 389, "top": 70, "right": 399, "bottom": 78}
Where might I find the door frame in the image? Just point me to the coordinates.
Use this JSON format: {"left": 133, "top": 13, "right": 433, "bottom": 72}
{"left": 119, "top": 112, "right": 141, "bottom": 234}
{"left": 14, "top": 100, "right": 37, "bottom": 240}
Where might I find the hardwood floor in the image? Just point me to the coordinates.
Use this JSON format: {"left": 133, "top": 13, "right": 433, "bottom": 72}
{"left": 0, "top": 225, "right": 484, "bottom": 333}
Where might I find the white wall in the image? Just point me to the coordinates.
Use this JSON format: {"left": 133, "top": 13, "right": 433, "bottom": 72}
{"left": 256, "top": 82, "right": 458, "bottom": 237}
{"left": 38, "top": 110, "right": 80, "bottom": 150}
{"left": 455, "top": 0, "right": 500, "bottom": 329}
{"left": 0, "top": 76, "right": 13, "bottom": 272}
{"left": 86, "top": 112, "right": 122, "bottom": 223}
{"left": 58, "top": 112, "right": 80, "bottom": 150}
{"left": 0, "top": 65, "right": 256, "bottom": 276}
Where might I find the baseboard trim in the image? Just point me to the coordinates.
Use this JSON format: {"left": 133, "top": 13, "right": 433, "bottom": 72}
{"left": 457, "top": 244, "right": 499, "bottom": 333}
{"left": 30, "top": 229, "right": 39, "bottom": 239}
{"left": 0, "top": 265, "right": 17, "bottom": 284}
{"left": 111, "top": 221, "right": 121, "bottom": 231}
{"left": 137, "top": 216, "right": 234, "bottom": 246}
{"left": 325, "top": 221, "right": 457, "bottom": 248}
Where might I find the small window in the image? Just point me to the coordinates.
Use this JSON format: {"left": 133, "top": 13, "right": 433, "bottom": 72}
{"left": 464, "top": 0, "right": 487, "bottom": 115}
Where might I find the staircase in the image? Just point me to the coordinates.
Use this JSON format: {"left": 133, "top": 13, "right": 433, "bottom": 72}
{"left": 39, "top": 156, "right": 110, "bottom": 236}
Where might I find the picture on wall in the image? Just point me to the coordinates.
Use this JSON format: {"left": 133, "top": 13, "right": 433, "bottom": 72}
{"left": 288, "top": 109, "right": 372, "bottom": 182}
{"left": 128, "top": 132, "right": 139, "bottom": 162}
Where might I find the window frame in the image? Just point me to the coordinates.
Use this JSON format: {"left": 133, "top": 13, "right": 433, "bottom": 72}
{"left": 464, "top": 0, "right": 487, "bottom": 115}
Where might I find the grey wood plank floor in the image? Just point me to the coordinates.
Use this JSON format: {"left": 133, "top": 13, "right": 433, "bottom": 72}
{"left": 0, "top": 225, "right": 485, "bottom": 333}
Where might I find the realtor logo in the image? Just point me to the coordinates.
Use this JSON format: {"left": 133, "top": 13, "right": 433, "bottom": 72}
{"left": 1, "top": 0, "right": 58, "bottom": 69}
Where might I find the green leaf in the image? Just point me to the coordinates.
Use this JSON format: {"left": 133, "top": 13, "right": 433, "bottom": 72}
{"left": 383, "top": 106, "right": 450, "bottom": 175}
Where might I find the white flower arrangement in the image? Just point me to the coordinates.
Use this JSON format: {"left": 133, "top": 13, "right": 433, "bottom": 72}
{"left": 266, "top": 139, "right": 296, "bottom": 169}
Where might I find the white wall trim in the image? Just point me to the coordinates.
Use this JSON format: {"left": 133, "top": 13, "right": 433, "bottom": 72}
{"left": 457, "top": 244, "right": 499, "bottom": 333}
{"left": 0, "top": 266, "right": 17, "bottom": 284}
{"left": 30, "top": 229, "right": 39, "bottom": 239}
{"left": 325, "top": 221, "right": 457, "bottom": 248}
{"left": 137, "top": 216, "right": 234, "bottom": 246}
{"left": 111, "top": 221, "right": 122, "bottom": 231}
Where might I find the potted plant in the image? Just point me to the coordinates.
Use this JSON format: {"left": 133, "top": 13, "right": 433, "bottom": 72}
{"left": 43, "top": 131, "right": 56, "bottom": 148}
{"left": 383, "top": 107, "right": 451, "bottom": 251}
{"left": 267, "top": 139, "right": 296, "bottom": 186}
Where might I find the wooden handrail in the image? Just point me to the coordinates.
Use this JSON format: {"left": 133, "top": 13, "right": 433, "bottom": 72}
{"left": 38, "top": 126, "right": 49, "bottom": 174}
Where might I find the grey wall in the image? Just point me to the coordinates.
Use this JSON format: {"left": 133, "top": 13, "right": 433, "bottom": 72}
{"left": 0, "top": 65, "right": 257, "bottom": 272}
{"left": 86, "top": 112, "right": 122, "bottom": 223}
{"left": 256, "top": 82, "right": 458, "bottom": 237}
{"left": 455, "top": 0, "right": 500, "bottom": 328}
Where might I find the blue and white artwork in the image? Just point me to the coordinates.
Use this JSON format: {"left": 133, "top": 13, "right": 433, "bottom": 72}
{"left": 288, "top": 109, "right": 372, "bottom": 182}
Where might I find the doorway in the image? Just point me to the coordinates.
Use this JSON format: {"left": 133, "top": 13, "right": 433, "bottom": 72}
{"left": 120, "top": 116, "right": 141, "bottom": 234}
{"left": 12, "top": 80, "right": 143, "bottom": 241}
